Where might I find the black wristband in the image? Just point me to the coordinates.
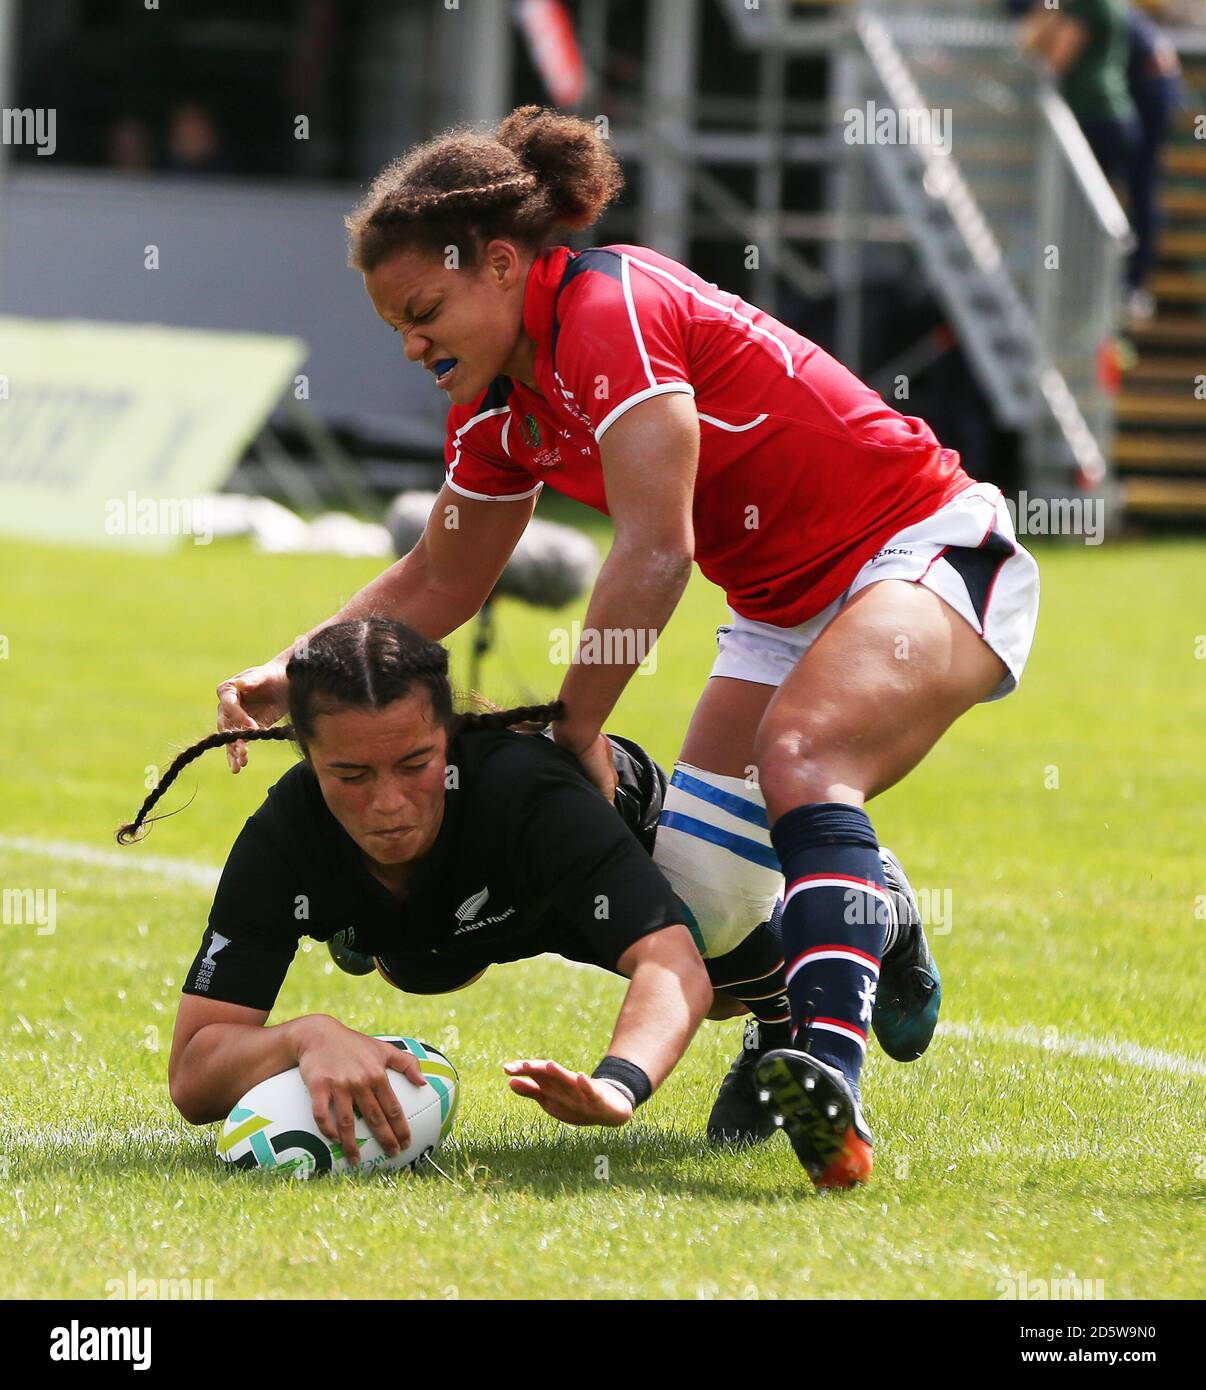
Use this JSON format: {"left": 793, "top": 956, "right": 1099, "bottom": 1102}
{"left": 591, "top": 1055, "right": 652, "bottom": 1110}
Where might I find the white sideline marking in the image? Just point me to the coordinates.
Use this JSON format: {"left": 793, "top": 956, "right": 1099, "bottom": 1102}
{"left": 0, "top": 835, "right": 221, "bottom": 891}
{"left": 936, "top": 1021, "right": 1206, "bottom": 1079}
{"left": 5, "top": 834, "right": 1205, "bottom": 1080}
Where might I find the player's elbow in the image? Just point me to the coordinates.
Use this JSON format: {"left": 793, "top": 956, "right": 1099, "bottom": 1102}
{"left": 169, "top": 1064, "right": 222, "bottom": 1127}
{"left": 656, "top": 547, "right": 696, "bottom": 586}
{"left": 681, "top": 950, "right": 716, "bottom": 1022}
{"left": 617, "top": 538, "right": 694, "bottom": 589}
{"left": 623, "top": 925, "right": 713, "bottom": 1020}
{"left": 169, "top": 1076, "right": 208, "bottom": 1126}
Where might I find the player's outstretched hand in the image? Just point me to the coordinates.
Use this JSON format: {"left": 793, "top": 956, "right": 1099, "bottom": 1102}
{"left": 216, "top": 659, "right": 290, "bottom": 773}
{"left": 503, "top": 1058, "right": 634, "bottom": 1127}
{"left": 295, "top": 1015, "right": 426, "bottom": 1166}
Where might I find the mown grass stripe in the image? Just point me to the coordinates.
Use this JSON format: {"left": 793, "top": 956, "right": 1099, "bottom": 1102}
{"left": 0, "top": 834, "right": 221, "bottom": 891}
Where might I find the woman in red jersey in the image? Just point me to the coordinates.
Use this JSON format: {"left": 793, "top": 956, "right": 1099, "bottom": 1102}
{"left": 215, "top": 107, "right": 1039, "bottom": 1191}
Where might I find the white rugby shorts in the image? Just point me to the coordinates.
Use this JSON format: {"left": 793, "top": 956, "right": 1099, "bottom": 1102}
{"left": 710, "top": 483, "right": 1040, "bottom": 701}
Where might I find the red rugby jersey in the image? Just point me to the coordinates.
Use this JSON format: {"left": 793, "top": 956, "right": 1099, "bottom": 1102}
{"left": 443, "top": 243, "right": 972, "bottom": 628}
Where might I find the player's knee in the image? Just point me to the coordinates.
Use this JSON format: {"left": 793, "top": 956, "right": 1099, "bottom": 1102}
{"left": 706, "top": 991, "right": 751, "bottom": 1021}
{"left": 753, "top": 716, "right": 859, "bottom": 810}
{"left": 653, "top": 762, "right": 783, "bottom": 960}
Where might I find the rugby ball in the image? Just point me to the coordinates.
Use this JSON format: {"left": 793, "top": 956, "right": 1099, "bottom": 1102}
{"left": 217, "top": 1035, "right": 458, "bottom": 1178}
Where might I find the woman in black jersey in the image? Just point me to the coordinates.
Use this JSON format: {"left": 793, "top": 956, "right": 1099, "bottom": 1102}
{"left": 118, "top": 618, "right": 787, "bottom": 1165}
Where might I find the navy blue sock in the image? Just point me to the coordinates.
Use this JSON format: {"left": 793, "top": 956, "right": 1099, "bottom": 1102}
{"left": 768, "top": 802, "right": 890, "bottom": 1091}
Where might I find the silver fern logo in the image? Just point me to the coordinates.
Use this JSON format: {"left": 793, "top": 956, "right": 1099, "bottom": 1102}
{"left": 453, "top": 886, "right": 516, "bottom": 934}
{"left": 454, "top": 887, "right": 490, "bottom": 923}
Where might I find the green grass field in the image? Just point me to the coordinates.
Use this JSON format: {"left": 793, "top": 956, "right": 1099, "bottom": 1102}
{"left": 1, "top": 513, "right": 1203, "bottom": 1300}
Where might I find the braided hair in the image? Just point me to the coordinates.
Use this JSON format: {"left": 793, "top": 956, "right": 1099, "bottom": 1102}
{"left": 344, "top": 104, "right": 624, "bottom": 274}
{"left": 116, "top": 617, "right": 563, "bottom": 845}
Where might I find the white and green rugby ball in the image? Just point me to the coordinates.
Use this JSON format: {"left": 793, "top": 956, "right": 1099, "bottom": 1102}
{"left": 217, "top": 1036, "right": 459, "bottom": 1178}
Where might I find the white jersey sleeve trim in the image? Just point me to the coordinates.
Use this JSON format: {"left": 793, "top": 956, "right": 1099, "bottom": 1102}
{"left": 620, "top": 253, "right": 658, "bottom": 388}
{"left": 595, "top": 382, "right": 696, "bottom": 443}
{"left": 446, "top": 402, "right": 518, "bottom": 494}
{"left": 698, "top": 411, "right": 769, "bottom": 432}
{"left": 452, "top": 404, "right": 510, "bottom": 438}
{"left": 627, "top": 253, "right": 795, "bottom": 379}
{"left": 444, "top": 475, "right": 543, "bottom": 502}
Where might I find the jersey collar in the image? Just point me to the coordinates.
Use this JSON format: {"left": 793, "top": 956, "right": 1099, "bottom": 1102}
{"left": 522, "top": 244, "right": 573, "bottom": 380}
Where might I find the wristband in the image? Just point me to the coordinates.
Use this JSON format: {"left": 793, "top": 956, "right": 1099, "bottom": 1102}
{"left": 591, "top": 1055, "right": 652, "bottom": 1109}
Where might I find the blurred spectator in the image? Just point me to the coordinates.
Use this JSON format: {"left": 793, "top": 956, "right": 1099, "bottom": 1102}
{"left": 106, "top": 116, "right": 154, "bottom": 173}
{"left": 164, "top": 102, "right": 232, "bottom": 176}
{"left": 1124, "top": 6, "right": 1184, "bottom": 322}
{"left": 1020, "top": 0, "right": 1139, "bottom": 182}
{"left": 1019, "top": 1, "right": 1142, "bottom": 309}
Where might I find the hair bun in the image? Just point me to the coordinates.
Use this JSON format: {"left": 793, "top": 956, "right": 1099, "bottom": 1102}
{"left": 497, "top": 105, "right": 547, "bottom": 170}
{"left": 495, "top": 105, "right": 621, "bottom": 232}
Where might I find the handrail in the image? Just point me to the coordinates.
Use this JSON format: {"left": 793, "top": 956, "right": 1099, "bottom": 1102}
{"left": 852, "top": 3, "right": 1124, "bottom": 495}
{"left": 856, "top": 12, "right": 1023, "bottom": 298}
{"left": 1036, "top": 84, "right": 1131, "bottom": 245}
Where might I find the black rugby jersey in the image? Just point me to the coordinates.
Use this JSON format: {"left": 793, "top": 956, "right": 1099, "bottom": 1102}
{"left": 182, "top": 727, "right": 679, "bottom": 1012}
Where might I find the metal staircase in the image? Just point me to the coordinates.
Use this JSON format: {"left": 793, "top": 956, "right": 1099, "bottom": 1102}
{"left": 838, "top": 14, "right": 1044, "bottom": 432}
{"left": 1113, "top": 45, "right": 1206, "bottom": 521}
{"left": 709, "top": 0, "right": 1206, "bottom": 525}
